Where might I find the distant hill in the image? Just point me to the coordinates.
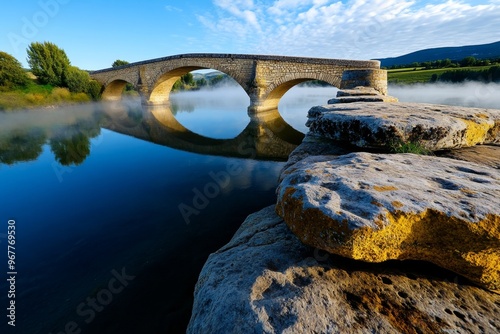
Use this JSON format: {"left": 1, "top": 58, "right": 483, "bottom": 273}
{"left": 377, "top": 41, "right": 500, "bottom": 67}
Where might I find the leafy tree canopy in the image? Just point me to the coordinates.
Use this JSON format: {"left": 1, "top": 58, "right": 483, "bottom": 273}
{"left": 112, "top": 60, "right": 129, "bottom": 68}
{"left": 0, "top": 51, "right": 29, "bottom": 88}
{"left": 64, "top": 66, "right": 90, "bottom": 93}
{"left": 27, "top": 41, "right": 70, "bottom": 86}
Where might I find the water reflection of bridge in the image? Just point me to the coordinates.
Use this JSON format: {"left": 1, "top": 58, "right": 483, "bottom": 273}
{"left": 102, "top": 102, "right": 304, "bottom": 161}
{"left": 0, "top": 102, "right": 304, "bottom": 166}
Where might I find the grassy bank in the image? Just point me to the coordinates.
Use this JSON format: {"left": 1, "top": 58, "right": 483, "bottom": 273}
{"left": 387, "top": 65, "right": 496, "bottom": 84}
{"left": 0, "top": 82, "right": 91, "bottom": 111}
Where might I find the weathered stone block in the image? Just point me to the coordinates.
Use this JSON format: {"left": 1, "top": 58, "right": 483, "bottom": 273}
{"left": 276, "top": 152, "right": 500, "bottom": 292}
{"left": 307, "top": 102, "right": 500, "bottom": 150}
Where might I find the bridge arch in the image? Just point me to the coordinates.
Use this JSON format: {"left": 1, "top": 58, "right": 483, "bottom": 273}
{"left": 101, "top": 78, "right": 136, "bottom": 101}
{"left": 255, "top": 74, "right": 342, "bottom": 112}
{"left": 147, "top": 62, "right": 252, "bottom": 105}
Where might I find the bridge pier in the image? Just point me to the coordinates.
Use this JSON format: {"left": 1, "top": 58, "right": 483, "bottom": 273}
{"left": 340, "top": 69, "right": 388, "bottom": 96}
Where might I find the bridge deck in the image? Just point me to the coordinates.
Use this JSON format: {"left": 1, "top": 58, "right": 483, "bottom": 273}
{"left": 90, "top": 53, "right": 380, "bottom": 74}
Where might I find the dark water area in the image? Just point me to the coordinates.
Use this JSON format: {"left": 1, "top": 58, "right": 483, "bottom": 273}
{"left": 0, "top": 86, "right": 337, "bottom": 333}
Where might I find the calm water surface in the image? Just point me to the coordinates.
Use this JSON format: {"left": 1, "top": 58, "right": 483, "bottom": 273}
{"left": 0, "top": 86, "right": 337, "bottom": 333}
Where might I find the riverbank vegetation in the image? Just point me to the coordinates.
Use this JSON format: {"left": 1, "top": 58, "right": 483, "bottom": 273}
{"left": 0, "top": 42, "right": 102, "bottom": 111}
{"left": 387, "top": 56, "right": 500, "bottom": 84}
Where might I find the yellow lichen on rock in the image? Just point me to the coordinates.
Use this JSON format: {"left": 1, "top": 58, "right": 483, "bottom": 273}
{"left": 373, "top": 185, "right": 398, "bottom": 192}
{"left": 346, "top": 209, "right": 500, "bottom": 292}
{"left": 461, "top": 118, "right": 493, "bottom": 146}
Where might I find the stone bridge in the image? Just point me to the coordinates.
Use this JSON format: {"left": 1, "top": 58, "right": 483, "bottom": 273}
{"left": 90, "top": 54, "right": 386, "bottom": 113}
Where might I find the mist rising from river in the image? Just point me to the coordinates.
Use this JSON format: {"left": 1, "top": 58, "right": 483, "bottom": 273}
{"left": 389, "top": 82, "right": 500, "bottom": 109}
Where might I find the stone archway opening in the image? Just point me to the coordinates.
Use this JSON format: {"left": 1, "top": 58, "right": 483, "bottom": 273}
{"left": 276, "top": 79, "right": 338, "bottom": 133}
{"left": 150, "top": 68, "right": 251, "bottom": 139}
{"left": 101, "top": 79, "right": 137, "bottom": 101}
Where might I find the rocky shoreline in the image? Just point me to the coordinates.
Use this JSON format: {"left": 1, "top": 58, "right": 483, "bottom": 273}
{"left": 188, "top": 89, "right": 500, "bottom": 333}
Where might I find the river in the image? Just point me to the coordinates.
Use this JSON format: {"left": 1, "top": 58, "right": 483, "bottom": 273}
{"left": 0, "top": 85, "right": 335, "bottom": 334}
{"left": 0, "top": 82, "right": 497, "bottom": 333}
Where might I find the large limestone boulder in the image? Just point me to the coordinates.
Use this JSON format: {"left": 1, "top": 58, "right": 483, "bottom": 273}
{"left": 188, "top": 206, "right": 500, "bottom": 333}
{"left": 306, "top": 102, "right": 500, "bottom": 150}
{"left": 276, "top": 152, "right": 500, "bottom": 292}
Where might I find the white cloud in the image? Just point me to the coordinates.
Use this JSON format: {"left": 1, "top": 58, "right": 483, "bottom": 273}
{"left": 197, "top": 0, "right": 500, "bottom": 59}
{"left": 165, "top": 5, "right": 182, "bottom": 12}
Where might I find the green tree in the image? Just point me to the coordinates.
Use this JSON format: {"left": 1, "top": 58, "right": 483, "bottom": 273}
{"left": 196, "top": 77, "right": 207, "bottom": 87}
{"left": 181, "top": 73, "right": 194, "bottom": 86}
{"left": 460, "top": 56, "right": 476, "bottom": 67}
{"left": 112, "top": 60, "right": 129, "bottom": 68}
{"left": 27, "top": 42, "right": 70, "bottom": 86}
{"left": 0, "top": 51, "right": 29, "bottom": 88}
{"left": 64, "top": 66, "right": 90, "bottom": 93}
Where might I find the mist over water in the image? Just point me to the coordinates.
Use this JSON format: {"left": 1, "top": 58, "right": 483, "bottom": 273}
{"left": 279, "top": 86, "right": 338, "bottom": 132}
{"left": 389, "top": 82, "right": 500, "bottom": 109}
{"left": 169, "top": 86, "right": 338, "bottom": 134}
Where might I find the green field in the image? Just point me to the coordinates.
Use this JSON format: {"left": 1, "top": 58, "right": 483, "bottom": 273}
{"left": 387, "top": 65, "right": 495, "bottom": 84}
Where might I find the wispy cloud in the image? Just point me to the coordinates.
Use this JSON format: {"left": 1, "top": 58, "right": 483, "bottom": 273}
{"left": 197, "top": 0, "right": 500, "bottom": 59}
{"left": 165, "top": 5, "right": 182, "bottom": 12}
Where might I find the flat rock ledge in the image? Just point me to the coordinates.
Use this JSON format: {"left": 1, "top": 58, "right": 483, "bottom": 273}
{"left": 188, "top": 206, "right": 500, "bottom": 334}
{"left": 307, "top": 102, "right": 500, "bottom": 150}
{"left": 276, "top": 152, "right": 500, "bottom": 292}
{"left": 330, "top": 86, "right": 399, "bottom": 104}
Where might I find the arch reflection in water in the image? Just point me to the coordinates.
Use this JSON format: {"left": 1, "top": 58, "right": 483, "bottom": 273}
{"left": 102, "top": 102, "right": 305, "bottom": 161}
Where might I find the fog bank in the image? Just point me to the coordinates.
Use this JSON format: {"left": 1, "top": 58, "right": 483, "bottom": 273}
{"left": 389, "top": 82, "right": 500, "bottom": 109}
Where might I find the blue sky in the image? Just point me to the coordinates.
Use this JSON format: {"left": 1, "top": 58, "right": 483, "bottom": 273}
{"left": 1, "top": 0, "right": 500, "bottom": 70}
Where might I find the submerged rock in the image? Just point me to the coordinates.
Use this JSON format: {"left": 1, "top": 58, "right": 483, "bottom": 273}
{"left": 188, "top": 206, "right": 500, "bottom": 333}
{"left": 276, "top": 152, "right": 500, "bottom": 292}
{"left": 306, "top": 102, "right": 500, "bottom": 150}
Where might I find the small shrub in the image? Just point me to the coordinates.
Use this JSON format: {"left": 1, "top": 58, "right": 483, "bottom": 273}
{"left": 26, "top": 93, "right": 45, "bottom": 104}
{"left": 71, "top": 92, "right": 90, "bottom": 103}
{"left": 51, "top": 87, "right": 71, "bottom": 101}
{"left": 388, "top": 139, "right": 433, "bottom": 155}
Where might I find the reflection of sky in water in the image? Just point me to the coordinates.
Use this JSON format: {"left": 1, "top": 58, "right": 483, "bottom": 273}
{"left": 170, "top": 88, "right": 250, "bottom": 139}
